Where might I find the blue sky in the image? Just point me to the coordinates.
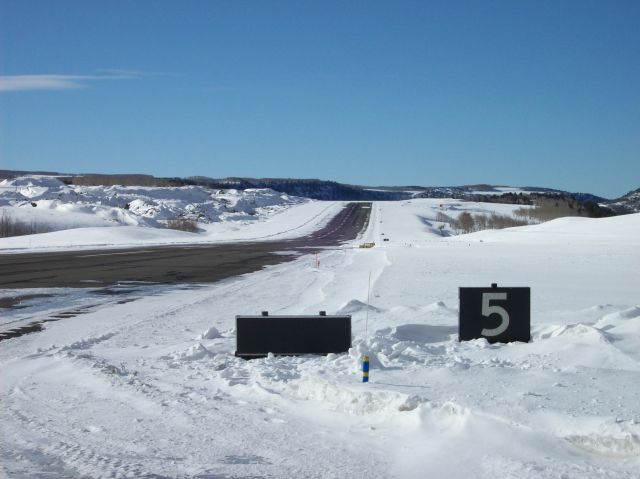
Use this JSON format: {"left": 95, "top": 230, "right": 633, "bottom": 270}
{"left": 1, "top": 0, "right": 638, "bottom": 198}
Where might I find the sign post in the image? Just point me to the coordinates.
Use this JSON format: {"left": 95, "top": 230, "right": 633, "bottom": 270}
{"left": 459, "top": 284, "right": 530, "bottom": 343}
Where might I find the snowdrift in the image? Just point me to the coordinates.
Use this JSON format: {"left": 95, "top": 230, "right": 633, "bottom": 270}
{"left": 0, "top": 175, "right": 303, "bottom": 228}
{"left": 0, "top": 176, "right": 346, "bottom": 251}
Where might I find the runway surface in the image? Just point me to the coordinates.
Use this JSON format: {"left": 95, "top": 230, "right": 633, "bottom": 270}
{"left": 0, "top": 202, "right": 371, "bottom": 289}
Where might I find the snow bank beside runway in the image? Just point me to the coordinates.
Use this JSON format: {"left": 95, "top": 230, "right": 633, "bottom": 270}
{"left": 0, "top": 176, "right": 299, "bottom": 227}
{"left": 0, "top": 175, "right": 345, "bottom": 252}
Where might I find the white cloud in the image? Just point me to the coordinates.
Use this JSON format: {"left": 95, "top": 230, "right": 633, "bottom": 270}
{"left": 0, "top": 73, "right": 134, "bottom": 92}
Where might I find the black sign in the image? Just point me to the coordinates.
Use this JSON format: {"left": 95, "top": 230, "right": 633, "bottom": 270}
{"left": 459, "top": 285, "right": 530, "bottom": 343}
{"left": 235, "top": 313, "right": 351, "bottom": 359}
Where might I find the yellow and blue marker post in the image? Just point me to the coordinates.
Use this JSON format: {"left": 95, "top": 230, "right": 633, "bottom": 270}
{"left": 362, "top": 355, "right": 369, "bottom": 383}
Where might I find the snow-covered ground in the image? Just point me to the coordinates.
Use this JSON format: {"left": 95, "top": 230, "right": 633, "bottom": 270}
{"left": 0, "top": 176, "right": 344, "bottom": 252}
{"left": 2, "top": 200, "right": 639, "bottom": 478}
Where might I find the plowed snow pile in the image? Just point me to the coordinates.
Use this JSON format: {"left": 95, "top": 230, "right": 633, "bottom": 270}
{"left": 0, "top": 176, "right": 342, "bottom": 250}
{"left": 1, "top": 200, "right": 639, "bottom": 478}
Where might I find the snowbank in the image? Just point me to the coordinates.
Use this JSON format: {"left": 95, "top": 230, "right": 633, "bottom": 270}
{"left": 0, "top": 176, "right": 344, "bottom": 251}
{"left": 0, "top": 176, "right": 296, "bottom": 226}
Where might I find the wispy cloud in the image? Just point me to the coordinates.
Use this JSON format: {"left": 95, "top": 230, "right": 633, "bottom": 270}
{"left": 97, "top": 69, "right": 172, "bottom": 77}
{"left": 0, "top": 72, "right": 137, "bottom": 92}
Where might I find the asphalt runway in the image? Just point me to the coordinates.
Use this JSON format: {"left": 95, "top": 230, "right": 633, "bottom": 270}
{"left": 0, "top": 202, "right": 372, "bottom": 289}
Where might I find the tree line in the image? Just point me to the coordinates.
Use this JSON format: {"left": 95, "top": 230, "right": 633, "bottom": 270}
{"left": 0, "top": 211, "right": 52, "bottom": 238}
{"left": 435, "top": 211, "right": 529, "bottom": 235}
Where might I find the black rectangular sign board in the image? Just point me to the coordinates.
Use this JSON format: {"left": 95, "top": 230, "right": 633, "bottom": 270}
{"left": 235, "top": 314, "right": 352, "bottom": 359}
{"left": 459, "top": 285, "right": 530, "bottom": 343}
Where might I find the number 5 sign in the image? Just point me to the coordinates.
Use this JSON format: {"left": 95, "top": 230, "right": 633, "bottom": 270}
{"left": 459, "top": 284, "right": 530, "bottom": 343}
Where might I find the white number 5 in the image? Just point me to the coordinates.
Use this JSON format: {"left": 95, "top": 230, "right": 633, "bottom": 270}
{"left": 481, "top": 292, "right": 509, "bottom": 336}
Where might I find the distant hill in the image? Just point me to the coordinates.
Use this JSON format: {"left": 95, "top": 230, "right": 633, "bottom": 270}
{"left": 605, "top": 188, "right": 640, "bottom": 213}
{"left": 187, "top": 177, "right": 409, "bottom": 201}
{"left": 0, "top": 169, "right": 62, "bottom": 178}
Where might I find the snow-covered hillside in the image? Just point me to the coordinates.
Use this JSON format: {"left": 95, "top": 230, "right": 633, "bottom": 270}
{"left": 0, "top": 175, "right": 306, "bottom": 227}
{"left": 607, "top": 187, "right": 640, "bottom": 213}
{"left": 2, "top": 200, "right": 639, "bottom": 478}
{"left": 0, "top": 176, "right": 345, "bottom": 251}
